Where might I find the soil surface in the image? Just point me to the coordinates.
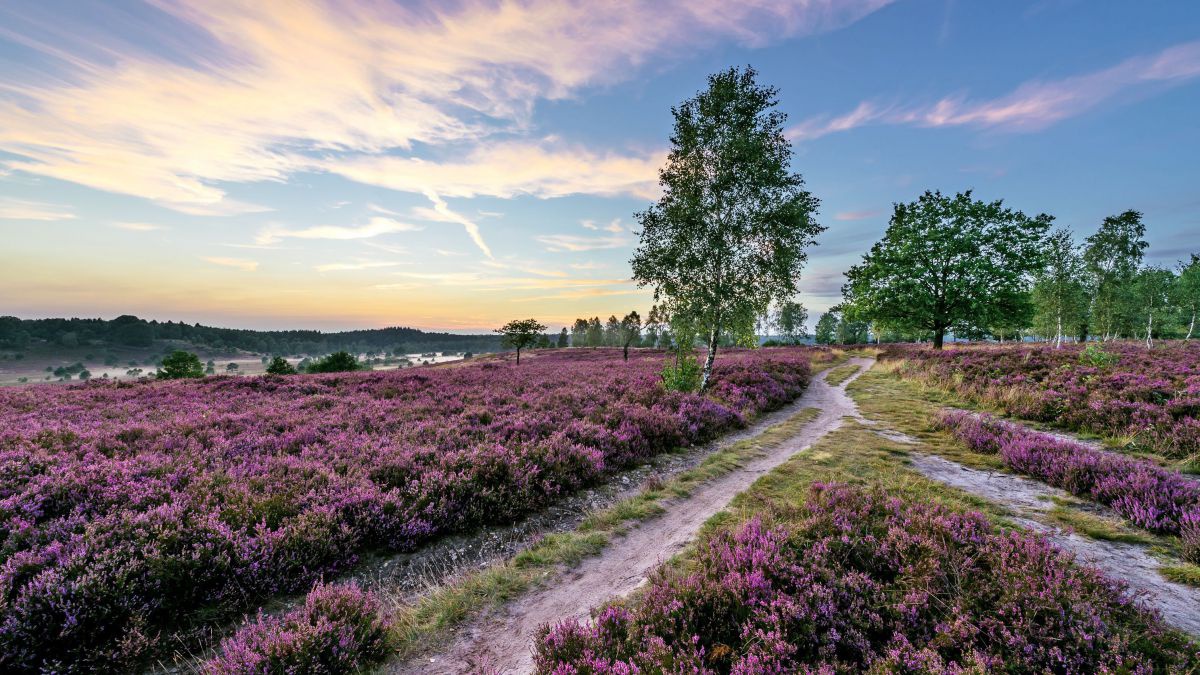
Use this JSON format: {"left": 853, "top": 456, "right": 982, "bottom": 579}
{"left": 387, "top": 358, "right": 876, "bottom": 674}
{"left": 945, "top": 407, "right": 1200, "bottom": 483}
{"left": 906, "top": 452, "right": 1200, "bottom": 636}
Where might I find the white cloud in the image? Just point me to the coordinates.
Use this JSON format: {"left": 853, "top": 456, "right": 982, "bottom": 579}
{"left": 534, "top": 233, "right": 630, "bottom": 252}
{"left": 0, "top": 0, "right": 891, "bottom": 212}
{"left": 0, "top": 198, "right": 75, "bottom": 221}
{"left": 411, "top": 190, "right": 493, "bottom": 258}
{"left": 315, "top": 261, "right": 403, "bottom": 273}
{"left": 256, "top": 217, "right": 422, "bottom": 245}
{"left": 111, "top": 221, "right": 166, "bottom": 231}
{"left": 582, "top": 217, "right": 626, "bottom": 233}
{"left": 202, "top": 256, "right": 258, "bottom": 271}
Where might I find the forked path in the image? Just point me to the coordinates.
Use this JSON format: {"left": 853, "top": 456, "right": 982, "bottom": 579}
{"left": 390, "top": 357, "right": 876, "bottom": 674}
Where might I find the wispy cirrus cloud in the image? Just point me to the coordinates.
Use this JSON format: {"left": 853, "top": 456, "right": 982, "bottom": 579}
{"left": 202, "top": 256, "right": 258, "bottom": 271}
{"left": 111, "top": 221, "right": 166, "bottom": 232}
{"left": 314, "top": 261, "right": 404, "bottom": 273}
{"left": 255, "top": 217, "right": 422, "bottom": 245}
{"left": 0, "top": 197, "right": 75, "bottom": 221}
{"left": 534, "top": 233, "right": 630, "bottom": 252}
{"left": 834, "top": 209, "right": 882, "bottom": 221}
{"left": 411, "top": 190, "right": 493, "bottom": 258}
{"left": 582, "top": 218, "right": 627, "bottom": 233}
{"left": 0, "top": 0, "right": 891, "bottom": 214}
{"left": 324, "top": 140, "right": 665, "bottom": 202}
{"left": 789, "top": 40, "right": 1200, "bottom": 139}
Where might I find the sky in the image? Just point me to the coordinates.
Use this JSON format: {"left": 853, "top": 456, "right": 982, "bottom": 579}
{"left": 1, "top": 0, "right": 1198, "bottom": 333}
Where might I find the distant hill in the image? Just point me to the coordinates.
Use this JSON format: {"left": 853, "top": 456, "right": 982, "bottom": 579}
{"left": 0, "top": 315, "right": 502, "bottom": 356}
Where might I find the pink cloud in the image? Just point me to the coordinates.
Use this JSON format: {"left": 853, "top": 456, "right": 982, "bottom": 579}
{"left": 834, "top": 209, "right": 882, "bottom": 221}
{"left": 788, "top": 40, "right": 1200, "bottom": 139}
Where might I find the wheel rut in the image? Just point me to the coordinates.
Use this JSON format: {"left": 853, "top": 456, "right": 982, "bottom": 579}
{"left": 387, "top": 357, "right": 876, "bottom": 674}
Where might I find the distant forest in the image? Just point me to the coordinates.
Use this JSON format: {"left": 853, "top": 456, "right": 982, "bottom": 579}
{"left": 0, "top": 315, "right": 503, "bottom": 355}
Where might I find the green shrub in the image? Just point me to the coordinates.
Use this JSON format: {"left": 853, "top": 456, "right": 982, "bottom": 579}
{"left": 265, "top": 356, "right": 297, "bottom": 375}
{"left": 660, "top": 351, "right": 702, "bottom": 392}
{"left": 305, "top": 351, "right": 362, "bottom": 374}
{"left": 158, "top": 351, "right": 205, "bottom": 379}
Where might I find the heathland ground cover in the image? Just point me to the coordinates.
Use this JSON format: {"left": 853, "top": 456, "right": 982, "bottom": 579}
{"left": 0, "top": 347, "right": 812, "bottom": 672}
{"left": 885, "top": 341, "right": 1200, "bottom": 461}
{"left": 533, "top": 389, "right": 1200, "bottom": 673}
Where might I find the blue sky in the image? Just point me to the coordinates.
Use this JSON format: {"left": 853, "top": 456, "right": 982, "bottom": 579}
{"left": 1, "top": 0, "right": 1197, "bottom": 331}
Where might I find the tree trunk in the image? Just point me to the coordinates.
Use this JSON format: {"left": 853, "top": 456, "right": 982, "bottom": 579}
{"left": 699, "top": 324, "right": 719, "bottom": 392}
{"left": 1146, "top": 312, "right": 1153, "bottom": 349}
{"left": 932, "top": 326, "right": 945, "bottom": 350}
{"left": 1187, "top": 305, "right": 1196, "bottom": 340}
{"left": 1055, "top": 309, "right": 1063, "bottom": 349}
{"left": 623, "top": 343, "right": 629, "bottom": 361}
{"left": 516, "top": 347, "right": 521, "bottom": 365}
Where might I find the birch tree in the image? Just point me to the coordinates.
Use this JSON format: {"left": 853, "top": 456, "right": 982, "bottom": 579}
{"left": 631, "top": 66, "right": 823, "bottom": 391}
{"left": 1082, "top": 210, "right": 1147, "bottom": 340}
{"left": 1178, "top": 254, "right": 1200, "bottom": 340}
{"left": 1132, "top": 267, "right": 1175, "bottom": 348}
{"left": 1031, "top": 228, "right": 1088, "bottom": 347}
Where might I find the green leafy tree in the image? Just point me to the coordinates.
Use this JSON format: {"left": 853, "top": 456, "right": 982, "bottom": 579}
{"left": 494, "top": 318, "right": 547, "bottom": 364}
{"left": 585, "top": 317, "right": 604, "bottom": 347}
{"left": 556, "top": 328, "right": 569, "bottom": 348}
{"left": 158, "top": 350, "right": 205, "bottom": 379}
{"left": 772, "top": 300, "right": 809, "bottom": 345}
{"left": 306, "top": 351, "right": 362, "bottom": 373}
{"left": 1177, "top": 254, "right": 1200, "bottom": 340}
{"left": 618, "top": 311, "right": 642, "bottom": 361}
{"left": 1083, "top": 210, "right": 1147, "bottom": 340}
{"left": 570, "top": 318, "right": 589, "bottom": 347}
{"left": 631, "top": 66, "right": 823, "bottom": 390}
{"left": 843, "top": 190, "right": 1051, "bottom": 349}
{"left": 77, "top": 369, "right": 91, "bottom": 381}
{"left": 1133, "top": 266, "right": 1177, "bottom": 347}
{"left": 814, "top": 312, "right": 839, "bottom": 345}
{"left": 1032, "top": 228, "right": 1088, "bottom": 348}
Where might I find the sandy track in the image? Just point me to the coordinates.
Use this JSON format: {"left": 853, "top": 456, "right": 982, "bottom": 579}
{"left": 907, "top": 452, "right": 1200, "bottom": 636}
{"left": 388, "top": 357, "right": 875, "bottom": 674}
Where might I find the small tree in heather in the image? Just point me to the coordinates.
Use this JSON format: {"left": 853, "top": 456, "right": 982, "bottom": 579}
{"left": 158, "top": 350, "right": 205, "bottom": 379}
{"left": 843, "top": 190, "right": 1051, "bottom": 349}
{"left": 556, "top": 327, "right": 569, "bottom": 348}
{"left": 1083, "top": 210, "right": 1147, "bottom": 340}
{"left": 814, "top": 312, "right": 839, "bottom": 345}
{"left": 306, "top": 351, "right": 362, "bottom": 373}
{"left": 773, "top": 300, "right": 809, "bottom": 344}
{"left": 1133, "top": 266, "right": 1176, "bottom": 348}
{"left": 265, "top": 356, "right": 297, "bottom": 375}
{"left": 1032, "top": 228, "right": 1088, "bottom": 348}
{"left": 631, "top": 66, "right": 823, "bottom": 391}
{"left": 617, "top": 311, "right": 642, "bottom": 361}
{"left": 495, "top": 318, "right": 546, "bottom": 364}
{"left": 1178, "top": 254, "right": 1200, "bottom": 340}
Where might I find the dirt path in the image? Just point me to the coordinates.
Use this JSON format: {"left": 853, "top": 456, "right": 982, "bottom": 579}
{"left": 945, "top": 407, "right": 1200, "bottom": 484}
{"left": 388, "top": 357, "right": 876, "bottom": 674}
{"left": 906, "top": 452, "right": 1200, "bottom": 636}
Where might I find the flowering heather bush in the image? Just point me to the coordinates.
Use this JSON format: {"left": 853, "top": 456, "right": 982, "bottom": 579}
{"left": 885, "top": 341, "right": 1200, "bottom": 458}
{"left": 0, "top": 348, "right": 811, "bottom": 672}
{"left": 535, "top": 483, "right": 1198, "bottom": 673}
{"left": 203, "top": 582, "right": 390, "bottom": 674}
{"left": 935, "top": 410, "right": 1200, "bottom": 555}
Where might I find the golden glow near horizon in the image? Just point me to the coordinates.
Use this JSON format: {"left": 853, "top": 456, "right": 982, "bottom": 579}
{"left": 2, "top": 1, "right": 1199, "bottom": 330}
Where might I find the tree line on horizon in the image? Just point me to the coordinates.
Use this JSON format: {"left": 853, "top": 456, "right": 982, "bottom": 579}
{"left": 0, "top": 314, "right": 503, "bottom": 355}
{"left": 838, "top": 195, "right": 1200, "bottom": 349}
